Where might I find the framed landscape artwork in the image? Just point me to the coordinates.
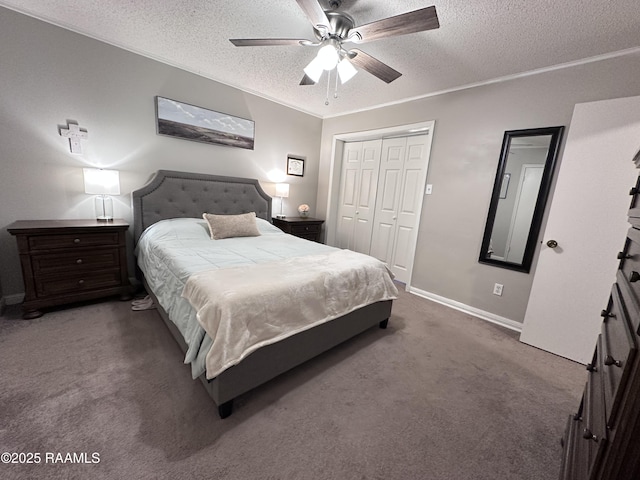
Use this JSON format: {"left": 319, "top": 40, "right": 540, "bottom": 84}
{"left": 287, "top": 156, "right": 305, "bottom": 177}
{"left": 155, "top": 96, "right": 255, "bottom": 150}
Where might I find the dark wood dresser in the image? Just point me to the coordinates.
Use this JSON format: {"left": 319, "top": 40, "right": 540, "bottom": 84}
{"left": 272, "top": 217, "right": 324, "bottom": 243}
{"left": 7, "top": 219, "right": 132, "bottom": 319}
{"left": 559, "top": 161, "right": 640, "bottom": 479}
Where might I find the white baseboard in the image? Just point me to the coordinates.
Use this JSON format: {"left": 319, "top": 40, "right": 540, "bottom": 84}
{"left": 3, "top": 293, "right": 25, "bottom": 306}
{"left": 408, "top": 287, "right": 523, "bottom": 333}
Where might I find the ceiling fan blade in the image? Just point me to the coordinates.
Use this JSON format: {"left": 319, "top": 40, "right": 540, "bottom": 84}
{"left": 299, "top": 74, "right": 316, "bottom": 86}
{"left": 229, "top": 38, "right": 310, "bottom": 47}
{"left": 349, "top": 49, "right": 401, "bottom": 83}
{"left": 295, "top": 0, "right": 331, "bottom": 29}
{"left": 349, "top": 6, "right": 439, "bottom": 43}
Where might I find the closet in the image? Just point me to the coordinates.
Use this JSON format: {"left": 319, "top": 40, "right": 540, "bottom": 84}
{"left": 336, "top": 134, "right": 430, "bottom": 283}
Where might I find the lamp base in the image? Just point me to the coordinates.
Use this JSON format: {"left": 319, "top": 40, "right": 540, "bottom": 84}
{"left": 94, "top": 195, "right": 114, "bottom": 222}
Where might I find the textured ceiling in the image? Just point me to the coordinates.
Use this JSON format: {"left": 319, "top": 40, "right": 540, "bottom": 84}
{"left": 2, "top": 0, "right": 640, "bottom": 118}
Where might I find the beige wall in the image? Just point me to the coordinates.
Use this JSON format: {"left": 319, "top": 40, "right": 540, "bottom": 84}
{"left": 0, "top": 8, "right": 322, "bottom": 298}
{"left": 317, "top": 53, "right": 640, "bottom": 323}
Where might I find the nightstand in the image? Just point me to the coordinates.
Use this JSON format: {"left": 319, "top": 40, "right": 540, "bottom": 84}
{"left": 7, "top": 219, "right": 132, "bottom": 319}
{"left": 272, "top": 217, "right": 325, "bottom": 243}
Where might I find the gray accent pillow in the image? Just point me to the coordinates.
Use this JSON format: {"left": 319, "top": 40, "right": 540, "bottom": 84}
{"left": 203, "top": 212, "right": 261, "bottom": 240}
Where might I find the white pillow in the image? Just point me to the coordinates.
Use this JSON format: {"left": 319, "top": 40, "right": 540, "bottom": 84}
{"left": 202, "top": 212, "right": 261, "bottom": 240}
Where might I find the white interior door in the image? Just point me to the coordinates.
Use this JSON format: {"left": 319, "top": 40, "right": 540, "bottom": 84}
{"left": 336, "top": 142, "right": 362, "bottom": 250}
{"left": 370, "top": 134, "right": 430, "bottom": 283}
{"left": 370, "top": 138, "right": 405, "bottom": 264}
{"left": 505, "top": 164, "right": 544, "bottom": 264}
{"left": 520, "top": 96, "right": 640, "bottom": 363}
{"left": 390, "top": 135, "right": 430, "bottom": 283}
{"left": 336, "top": 139, "right": 381, "bottom": 253}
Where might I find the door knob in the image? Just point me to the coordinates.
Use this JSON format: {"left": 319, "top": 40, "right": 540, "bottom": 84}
{"left": 604, "top": 355, "right": 622, "bottom": 368}
{"left": 546, "top": 240, "right": 558, "bottom": 248}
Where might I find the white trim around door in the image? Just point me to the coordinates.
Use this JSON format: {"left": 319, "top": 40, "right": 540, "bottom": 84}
{"left": 325, "top": 120, "right": 435, "bottom": 290}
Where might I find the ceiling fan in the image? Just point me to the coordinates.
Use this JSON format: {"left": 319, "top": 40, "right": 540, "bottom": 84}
{"left": 229, "top": 0, "right": 440, "bottom": 89}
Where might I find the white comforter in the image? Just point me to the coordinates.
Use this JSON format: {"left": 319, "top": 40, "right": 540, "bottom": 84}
{"left": 183, "top": 249, "right": 398, "bottom": 378}
{"left": 136, "top": 217, "right": 398, "bottom": 379}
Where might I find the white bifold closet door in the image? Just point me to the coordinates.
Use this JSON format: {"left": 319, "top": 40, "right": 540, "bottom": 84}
{"left": 337, "top": 134, "right": 430, "bottom": 284}
{"left": 370, "top": 135, "right": 430, "bottom": 283}
{"left": 336, "top": 139, "right": 382, "bottom": 252}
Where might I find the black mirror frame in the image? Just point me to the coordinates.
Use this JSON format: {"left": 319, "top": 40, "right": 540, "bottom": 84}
{"left": 479, "top": 126, "right": 565, "bottom": 273}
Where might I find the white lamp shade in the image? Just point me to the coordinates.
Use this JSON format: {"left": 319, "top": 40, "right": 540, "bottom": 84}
{"left": 275, "top": 183, "right": 290, "bottom": 198}
{"left": 337, "top": 58, "right": 358, "bottom": 84}
{"left": 303, "top": 56, "right": 324, "bottom": 83}
{"left": 83, "top": 168, "right": 120, "bottom": 195}
{"left": 317, "top": 43, "right": 339, "bottom": 70}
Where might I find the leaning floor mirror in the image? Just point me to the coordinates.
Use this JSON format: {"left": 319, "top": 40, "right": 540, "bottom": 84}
{"left": 479, "top": 126, "right": 564, "bottom": 273}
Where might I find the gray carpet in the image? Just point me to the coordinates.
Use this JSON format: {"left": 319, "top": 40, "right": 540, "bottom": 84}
{"left": 0, "top": 288, "right": 584, "bottom": 479}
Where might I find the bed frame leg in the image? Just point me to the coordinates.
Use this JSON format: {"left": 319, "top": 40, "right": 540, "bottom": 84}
{"left": 218, "top": 400, "right": 234, "bottom": 419}
{"left": 379, "top": 318, "right": 389, "bottom": 329}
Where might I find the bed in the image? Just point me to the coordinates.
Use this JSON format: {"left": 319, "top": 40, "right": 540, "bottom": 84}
{"left": 132, "top": 170, "right": 396, "bottom": 418}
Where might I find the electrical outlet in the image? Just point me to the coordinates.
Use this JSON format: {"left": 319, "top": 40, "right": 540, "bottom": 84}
{"left": 493, "top": 283, "right": 504, "bottom": 296}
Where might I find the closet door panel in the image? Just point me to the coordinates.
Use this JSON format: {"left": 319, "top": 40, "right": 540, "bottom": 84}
{"left": 391, "top": 226, "right": 412, "bottom": 273}
{"left": 337, "top": 143, "right": 363, "bottom": 250}
{"left": 389, "top": 135, "right": 430, "bottom": 282}
{"left": 336, "top": 140, "right": 381, "bottom": 254}
{"left": 370, "top": 138, "right": 405, "bottom": 262}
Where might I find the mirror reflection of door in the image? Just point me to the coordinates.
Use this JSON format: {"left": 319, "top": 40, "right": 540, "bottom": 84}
{"left": 490, "top": 137, "right": 550, "bottom": 263}
{"left": 479, "top": 127, "right": 564, "bottom": 273}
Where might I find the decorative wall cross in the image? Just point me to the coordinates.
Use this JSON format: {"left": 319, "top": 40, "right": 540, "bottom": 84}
{"left": 60, "top": 122, "right": 88, "bottom": 154}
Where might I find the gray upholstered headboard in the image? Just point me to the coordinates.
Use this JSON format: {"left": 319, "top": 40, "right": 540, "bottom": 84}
{"left": 132, "top": 170, "right": 272, "bottom": 243}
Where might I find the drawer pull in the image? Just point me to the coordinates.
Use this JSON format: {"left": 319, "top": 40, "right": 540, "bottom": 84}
{"left": 630, "top": 271, "right": 640, "bottom": 283}
{"left": 604, "top": 355, "right": 622, "bottom": 368}
{"left": 73, "top": 238, "right": 81, "bottom": 244}
{"left": 78, "top": 280, "right": 85, "bottom": 286}
{"left": 600, "top": 309, "right": 615, "bottom": 319}
{"left": 76, "top": 259, "right": 83, "bottom": 264}
{"left": 546, "top": 239, "right": 558, "bottom": 248}
{"left": 582, "top": 428, "right": 598, "bottom": 441}
{"left": 630, "top": 187, "right": 639, "bottom": 196}
{"left": 618, "top": 251, "right": 631, "bottom": 260}
{"left": 586, "top": 363, "right": 598, "bottom": 372}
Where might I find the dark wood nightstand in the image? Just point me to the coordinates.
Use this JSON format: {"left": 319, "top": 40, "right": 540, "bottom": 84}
{"left": 7, "top": 219, "right": 132, "bottom": 319}
{"left": 272, "top": 217, "right": 324, "bottom": 243}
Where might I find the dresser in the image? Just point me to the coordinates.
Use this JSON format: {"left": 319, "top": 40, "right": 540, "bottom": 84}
{"left": 272, "top": 217, "right": 324, "bottom": 243}
{"left": 7, "top": 219, "right": 132, "bottom": 319}
{"left": 559, "top": 165, "right": 640, "bottom": 479}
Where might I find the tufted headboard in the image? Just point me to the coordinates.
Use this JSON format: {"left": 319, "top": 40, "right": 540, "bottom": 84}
{"left": 132, "top": 170, "right": 272, "bottom": 244}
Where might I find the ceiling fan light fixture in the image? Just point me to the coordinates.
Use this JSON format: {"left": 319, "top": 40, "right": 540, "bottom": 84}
{"left": 317, "top": 40, "right": 340, "bottom": 70}
{"left": 337, "top": 58, "right": 357, "bottom": 84}
{"left": 303, "top": 55, "right": 324, "bottom": 83}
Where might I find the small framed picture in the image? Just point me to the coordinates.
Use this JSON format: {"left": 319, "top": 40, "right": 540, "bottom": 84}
{"left": 287, "top": 156, "right": 305, "bottom": 177}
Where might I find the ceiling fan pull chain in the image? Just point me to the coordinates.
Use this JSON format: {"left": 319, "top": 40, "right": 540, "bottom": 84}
{"left": 334, "top": 68, "right": 339, "bottom": 99}
{"left": 325, "top": 69, "right": 331, "bottom": 105}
